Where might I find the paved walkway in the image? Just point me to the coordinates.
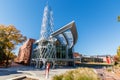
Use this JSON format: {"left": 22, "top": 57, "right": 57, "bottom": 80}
{"left": 0, "top": 65, "right": 74, "bottom": 80}
{"left": 1, "top": 63, "right": 120, "bottom": 80}
{"left": 95, "top": 68, "right": 120, "bottom": 80}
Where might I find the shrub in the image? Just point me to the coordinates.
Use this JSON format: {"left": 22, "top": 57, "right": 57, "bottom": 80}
{"left": 52, "top": 74, "right": 63, "bottom": 80}
{"left": 52, "top": 68, "right": 99, "bottom": 80}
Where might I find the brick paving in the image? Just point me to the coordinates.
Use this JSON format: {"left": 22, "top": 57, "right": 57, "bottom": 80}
{"left": 95, "top": 68, "right": 120, "bottom": 80}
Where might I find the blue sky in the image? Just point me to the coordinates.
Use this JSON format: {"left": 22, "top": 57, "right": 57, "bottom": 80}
{"left": 0, "top": 0, "right": 120, "bottom": 55}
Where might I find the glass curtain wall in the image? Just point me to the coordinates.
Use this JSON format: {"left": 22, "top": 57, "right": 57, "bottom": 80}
{"left": 56, "top": 40, "right": 66, "bottom": 59}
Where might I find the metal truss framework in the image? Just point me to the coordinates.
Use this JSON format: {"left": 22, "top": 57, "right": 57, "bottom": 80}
{"left": 31, "top": 21, "right": 78, "bottom": 68}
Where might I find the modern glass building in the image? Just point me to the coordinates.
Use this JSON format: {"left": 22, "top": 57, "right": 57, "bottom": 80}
{"left": 30, "top": 4, "right": 78, "bottom": 68}
{"left": 31, "top": 21, "right": 78, "bottom": 68}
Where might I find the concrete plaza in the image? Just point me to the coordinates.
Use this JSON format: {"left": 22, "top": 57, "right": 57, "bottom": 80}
{"left": 0, "top": 64, "right": 74, "bottom": 80}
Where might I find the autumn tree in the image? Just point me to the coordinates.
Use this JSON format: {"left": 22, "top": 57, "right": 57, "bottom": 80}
{"left": 117, "top": 46, "right": 120, "bottom": 60}
{"left": 114, "top": 46, "right": 120, "bottom": 65}
{"left": 118, "top": 16, "right": 120, "bottom": 22}
{"left": 0, "top": 25, "right": 26, "bottom": 67}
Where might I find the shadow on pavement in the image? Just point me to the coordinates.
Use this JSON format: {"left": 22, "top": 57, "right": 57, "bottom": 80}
{"left": 0, "top": 70, "right": 22, "bottom": 76}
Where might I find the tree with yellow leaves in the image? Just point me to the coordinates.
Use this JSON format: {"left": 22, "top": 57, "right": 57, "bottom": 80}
{"left": 0, "top": 25, "right": 26, "bottom": 67}
{"left": 117, "top": 46, "right": 120, "bottom": 59}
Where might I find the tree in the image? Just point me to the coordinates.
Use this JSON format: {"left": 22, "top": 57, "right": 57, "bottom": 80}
{"left": 114, "top": 46, "right": 120, "bottom": 63}
{"left": 0, "top": 25, "right": 26, "bottom": 67}
{"left": 118, "top": 16, "right": 120, "bottom": 22}
{"left": 117, "top": 46, "right": 120, "bottom": 58}
{"left": 113, "top": 46, "right": 120, "bottom": 65}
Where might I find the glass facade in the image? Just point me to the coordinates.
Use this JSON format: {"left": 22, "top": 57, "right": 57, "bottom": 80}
{"left": 31, "top": 21, "right": 78, "bottom": 68}
{"left": 56, "top": 45, "right": 66, "bottom": 59}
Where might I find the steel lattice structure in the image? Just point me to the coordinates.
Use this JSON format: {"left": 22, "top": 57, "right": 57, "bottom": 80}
{"left": 40, "top": 4, "right": 54, "bottom": 40}
{"left": 31, "top": 4, "right": 78, "bottom": 69}
{"left": 31, "top": 4, "right": 56, "bottom": 68}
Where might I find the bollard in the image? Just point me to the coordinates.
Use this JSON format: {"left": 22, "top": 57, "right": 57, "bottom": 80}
{"left": 45, "top": 63, "right": 50, "bottom": 79}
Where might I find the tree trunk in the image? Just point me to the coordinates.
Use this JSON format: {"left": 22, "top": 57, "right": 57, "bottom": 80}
{"left": 5, "top": 58, "right": 9, "bottom": 68}
{"left": 5, "top": 53, "right": 10, "bottom": 68}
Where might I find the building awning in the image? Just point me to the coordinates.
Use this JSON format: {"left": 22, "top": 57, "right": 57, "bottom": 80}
{"left": 51, "top": 21, "right": 78, "bottom": 48}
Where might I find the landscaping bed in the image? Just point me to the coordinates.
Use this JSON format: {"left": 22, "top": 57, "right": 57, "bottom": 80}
{"left": 52, "top": 68, "right": 99, "bottom": 80}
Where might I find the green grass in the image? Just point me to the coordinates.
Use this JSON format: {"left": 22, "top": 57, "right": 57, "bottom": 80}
{"left": 52, "top": 68, "right": 99, "bottom": 80}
